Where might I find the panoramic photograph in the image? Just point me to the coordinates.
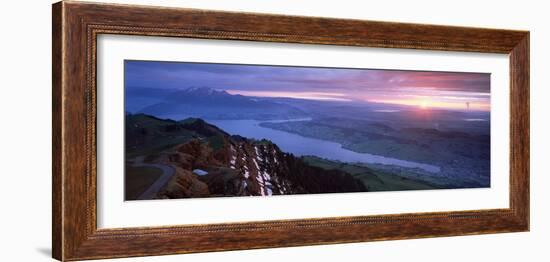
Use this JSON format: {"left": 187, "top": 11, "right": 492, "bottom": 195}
{"left": 124, "top": 60, "right": 491, "bottom": 201}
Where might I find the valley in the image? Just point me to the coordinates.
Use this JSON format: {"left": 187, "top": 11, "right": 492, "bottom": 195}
{"left": 125, "top": 87, "right": 491, "bottom": 200}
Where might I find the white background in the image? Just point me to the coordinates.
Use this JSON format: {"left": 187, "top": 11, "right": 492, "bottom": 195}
{"left": 0, "top": 0, "right": 547, "bottom": 261}
{"left": 98, "top": 35, "right": 509, "bottom": 228}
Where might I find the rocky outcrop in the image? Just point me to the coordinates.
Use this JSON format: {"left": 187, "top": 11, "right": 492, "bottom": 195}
{"left": 158, "top": 167, "right": 210, "bottom": 199}
{"left": 158, "top": 135, "right": 366, "bottom": 198}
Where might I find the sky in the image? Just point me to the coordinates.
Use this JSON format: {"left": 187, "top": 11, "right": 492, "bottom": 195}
{"left": 125, "top": 60, "right": 491, "bottom": 111}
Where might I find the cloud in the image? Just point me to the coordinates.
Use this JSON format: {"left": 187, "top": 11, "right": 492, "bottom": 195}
{"left": 226, "top": 90, "right": 352, "bottom": 102}
{"left": 125, "top": 60, "right": 490, "bottom": 110}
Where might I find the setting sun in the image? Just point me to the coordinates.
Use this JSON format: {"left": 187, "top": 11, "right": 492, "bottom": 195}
{"left": 420, "top": 100, "right": 429, "bottom": 109}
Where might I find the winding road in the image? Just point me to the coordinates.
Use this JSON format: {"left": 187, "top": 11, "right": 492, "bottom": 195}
{"left": 133, "top": 156, "right": 176, "bottom": 200}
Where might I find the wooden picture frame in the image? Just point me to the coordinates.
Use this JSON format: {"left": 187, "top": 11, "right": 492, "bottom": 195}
{"left": 52, "top": 1, "right": 529, "bottom": 261}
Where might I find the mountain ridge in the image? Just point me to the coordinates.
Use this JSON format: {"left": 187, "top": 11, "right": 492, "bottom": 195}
{"left": 125, "top": 113, "right": 366, "bottom": 199}
{"left": 137, "top": 87, "right": 308, "bottom": 120}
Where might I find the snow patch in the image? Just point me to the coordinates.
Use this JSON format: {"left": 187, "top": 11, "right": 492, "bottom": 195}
{"left": 192, "top": 169, "right": 208, "bottom": 176}
{"left": 229, "top": 153, "right": 237, "bottom": 169}
{"left": 262, "top": 171, "right": 271, "bottom": 181}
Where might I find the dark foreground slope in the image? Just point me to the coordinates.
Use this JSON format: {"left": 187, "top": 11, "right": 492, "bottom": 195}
{"left": 125, "top": 113, "right": 366, "bottom": 199}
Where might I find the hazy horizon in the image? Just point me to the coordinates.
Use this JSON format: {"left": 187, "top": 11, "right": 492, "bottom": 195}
{"left": 125, "top": 60, "right": 491, "bottom": 112}
{"left": 124, "top": 59, "right": 491, "bottom": 200}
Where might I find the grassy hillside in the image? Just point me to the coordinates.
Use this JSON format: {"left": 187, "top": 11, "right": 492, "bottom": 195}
{"left": 302, "top": 156, "right": 438, "bottom": 191}
{"left": 125, "top": 114, "right": 197, "bottom": 157}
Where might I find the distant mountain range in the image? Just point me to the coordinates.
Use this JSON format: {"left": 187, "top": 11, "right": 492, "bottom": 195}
{"left": 133, "top": 87, "right": 308, "bottom": 120}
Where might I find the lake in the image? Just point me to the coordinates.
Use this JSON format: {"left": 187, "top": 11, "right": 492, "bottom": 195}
{"left": 206, "top": 119, "right": 441, "bottom": 173}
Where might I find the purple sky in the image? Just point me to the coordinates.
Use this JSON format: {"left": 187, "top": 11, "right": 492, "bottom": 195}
{"left": 125, "top": 60, "right": 491, "bottom": 111}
